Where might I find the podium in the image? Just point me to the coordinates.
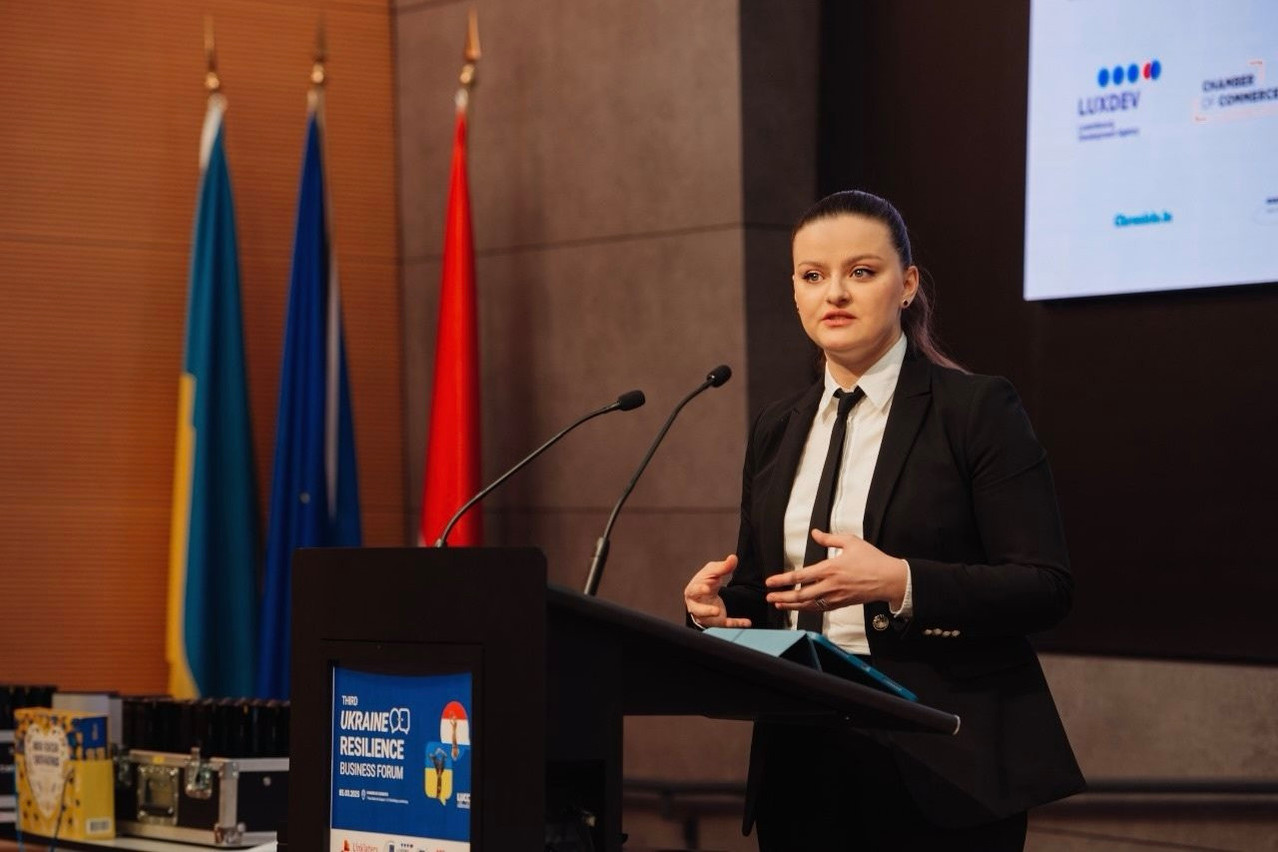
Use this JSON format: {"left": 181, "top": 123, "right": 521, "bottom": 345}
{"left": 288, "top": 547, "right": 959, "bottom": 850}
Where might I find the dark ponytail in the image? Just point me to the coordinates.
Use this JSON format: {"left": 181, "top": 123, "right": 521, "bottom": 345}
{"left": 793, "top": 190, "right": 964, "bottom": 371}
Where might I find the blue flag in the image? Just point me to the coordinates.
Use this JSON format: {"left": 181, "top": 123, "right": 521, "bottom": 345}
{"left": 257, "top": 91, "right": 362, "bottom": 699}
{"left": 167, "top": 95, "right": 260, "bottom": 698}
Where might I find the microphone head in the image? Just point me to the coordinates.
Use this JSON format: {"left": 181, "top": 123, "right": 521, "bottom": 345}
{"left": 706, "top": 364, "right": 732, "bottom": 388}
{"left": 617, "top": 390, "right": 646, "bottom": 411}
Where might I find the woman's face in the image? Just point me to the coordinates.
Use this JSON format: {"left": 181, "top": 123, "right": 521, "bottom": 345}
{"left": 792, "top": 213, "right": 919, "bottom": 377}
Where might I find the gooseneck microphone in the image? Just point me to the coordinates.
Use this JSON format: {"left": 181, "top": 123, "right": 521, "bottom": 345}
{"left": 582, "top": 365, "right": 732, "bottom": 596}
{"left": 434, "top": 389, "right": 646, "bottom": 547}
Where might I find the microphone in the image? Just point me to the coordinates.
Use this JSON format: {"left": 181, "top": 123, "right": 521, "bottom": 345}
{"left": 433, "top": 389, "right": 646, "bottom": 547}
{"left": 582, "top": 365, "right": 732, "bottom": 595}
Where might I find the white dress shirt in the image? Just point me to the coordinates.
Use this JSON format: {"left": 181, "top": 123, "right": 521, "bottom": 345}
{"left": 783, "top": 332, "right": 913, "bottom": 654}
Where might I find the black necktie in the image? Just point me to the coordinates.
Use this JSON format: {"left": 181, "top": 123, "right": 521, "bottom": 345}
{"left": 797, "top": 386, "right": 865, "bottom": 633}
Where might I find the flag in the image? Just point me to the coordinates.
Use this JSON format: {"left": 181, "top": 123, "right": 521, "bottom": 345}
{"left": 256, "top": 86, "right": 362, "bottom": 699}
{"left": 166, "top": 93, "right": 259, "bottom": 699}
{"left": 420, "top": 92, "right": 481, "bottom": 546}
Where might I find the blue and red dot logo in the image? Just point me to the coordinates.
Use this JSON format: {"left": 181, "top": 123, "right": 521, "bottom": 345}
{"left": 1098, "top": 60, "right": 1161, "bottom": 87}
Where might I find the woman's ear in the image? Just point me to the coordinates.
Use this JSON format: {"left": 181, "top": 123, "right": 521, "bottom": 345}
{"left": 903, "top": 265, "right": 920, "bottom": 305}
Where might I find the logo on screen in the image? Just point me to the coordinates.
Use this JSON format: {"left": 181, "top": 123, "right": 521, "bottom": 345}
{"left": 424, "top": 700, "right": 471, "bottom": 805}
{"left": 1097, "top": 60, "right": 1161, "bottom": 87}
{"left": 388, "top": 707, "right": 411, "bottom": 734}
{"left": 1077, "top": 58, "right": 1160, "bottom": 140}
{"left": 1113, "top": 209, "right": 1173, "bottom": 228}
{"left": 1196, "top": 62, "right": 1275, "bottom": 119}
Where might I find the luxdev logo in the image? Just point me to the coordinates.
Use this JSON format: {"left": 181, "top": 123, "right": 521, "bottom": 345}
{"left": 1080, "top": 59, "right": 1162, "bottom": 116}
{"left": 1098, "top": 60, "right": 1162, "bottom": 88}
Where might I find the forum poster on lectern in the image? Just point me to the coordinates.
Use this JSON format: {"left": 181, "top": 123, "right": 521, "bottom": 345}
{"left": 1025, "top": 0, "right": 1278, "bottom": 300}
{"left": 330, "top": 668, "right": 472, "bottom": 852}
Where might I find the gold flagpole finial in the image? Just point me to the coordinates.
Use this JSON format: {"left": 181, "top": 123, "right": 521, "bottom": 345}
{"left": 203, "top": 15, "right": 221, "bottom": 93}
{"left": 459, "top": 8, "right": 481, "bottom": 90}
{"left": 312, "top": 15, "right": 327, "bottom": 87}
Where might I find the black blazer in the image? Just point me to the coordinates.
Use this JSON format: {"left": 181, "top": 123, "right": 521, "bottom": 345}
{"left": 720, "top": 347, "right": 1085, "bottom": 828}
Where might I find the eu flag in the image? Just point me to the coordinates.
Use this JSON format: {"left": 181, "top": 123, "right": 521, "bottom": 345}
{"left": 256, "top": 90, "right": 362, "bottom": 699}
{"left": 167, "top": 94, "right": 259, "bottom": 698}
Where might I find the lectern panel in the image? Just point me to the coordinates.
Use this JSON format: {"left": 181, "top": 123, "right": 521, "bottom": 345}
{"left": 291, "top": 547, "right": 548, "bottom": 851}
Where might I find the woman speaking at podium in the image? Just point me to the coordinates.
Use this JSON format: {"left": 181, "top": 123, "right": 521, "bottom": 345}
{"left": 683, "top": 190, "right": 1084, "bottom": 850}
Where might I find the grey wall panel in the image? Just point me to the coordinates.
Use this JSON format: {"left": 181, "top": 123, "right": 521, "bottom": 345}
{"left": 405, "top": 231, "right": 748, "bottom": 529}
{"left": 1033, "top": 655, "right": 1278, "bottom": 850}
{"left": 397, "top": 0, "right": 751, "bottom": 565}
{"left": 472, "top": 231, "right": 747, "bottom": 510}
{"left": 1044, "top": 655, "right": 1278, "bottom": 780}
{"left": 625, "top": 716, "right": 753, "bottom": 783}
{"left": 397, "top": 0, "right": 743, "bottom": 261}
{"left": 401, "top": 257, "right": 442, "bottom": 538}
{"left": 394, "top": 1, "right": 468, "bottom": 260}
{"left": 495, "top": 507, "right": 740, "bottom": 615}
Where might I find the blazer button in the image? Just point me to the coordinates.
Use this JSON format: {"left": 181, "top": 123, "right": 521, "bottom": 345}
{"left": 872, "top": 614, "right": 889, "bottom": 631}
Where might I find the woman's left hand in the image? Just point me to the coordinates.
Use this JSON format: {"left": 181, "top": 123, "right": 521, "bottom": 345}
{"left": 764, "top": 529, "right": 908, "bottom": 613}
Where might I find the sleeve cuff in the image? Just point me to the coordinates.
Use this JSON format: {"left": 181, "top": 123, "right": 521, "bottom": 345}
{"left": 889, "top": 559, "right": 913, "bottom": 619}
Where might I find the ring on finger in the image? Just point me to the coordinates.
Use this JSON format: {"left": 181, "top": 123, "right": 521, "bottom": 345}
{"left": 815, "top": 596, "right": 829, "bottom": 611}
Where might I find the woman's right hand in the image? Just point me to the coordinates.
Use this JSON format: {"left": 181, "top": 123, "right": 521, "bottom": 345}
{"left": 684, "top": 554, "right": 752, "bottom": 628}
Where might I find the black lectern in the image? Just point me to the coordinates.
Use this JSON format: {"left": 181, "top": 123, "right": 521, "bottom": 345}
{"left": 288, "top": 548, "right": 958, "bottom": 851}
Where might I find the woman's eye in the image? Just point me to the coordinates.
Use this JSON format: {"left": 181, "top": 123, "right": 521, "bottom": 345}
{"left": 802, "top": 270, "right": 822, "bottom": 282}
{"left": 851, "top": 266, "right": 874, "bottom": 279}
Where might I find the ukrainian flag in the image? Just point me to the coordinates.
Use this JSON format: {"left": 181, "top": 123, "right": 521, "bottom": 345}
{"left": 255, "top": 82, "right": 362, "bottom": 700}
{"left": 166, "top": 93, "right": 260, "bottom": 699}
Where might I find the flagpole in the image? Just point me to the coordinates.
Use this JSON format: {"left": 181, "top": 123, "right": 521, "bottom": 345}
{"left": 457, "top": 8, "right": 481, "bottom": 109}
{"left": 309, "top": 15, "right": 343, "bottom": 520}
{"left": 199, "top": 17, "right": 226, "bottom": 171}
{"left": 309, "top": 15, "right": 327, "bottom": 120}
{"left": 204, "top": 15, "right": 220, "bottom": 94}
{"left": 312, "top": 14, "right": 327, "bottom": 90}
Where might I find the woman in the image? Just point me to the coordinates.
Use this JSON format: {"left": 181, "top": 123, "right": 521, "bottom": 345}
{"left": 684, "top": 190, "right": 1083, "bottom": 849}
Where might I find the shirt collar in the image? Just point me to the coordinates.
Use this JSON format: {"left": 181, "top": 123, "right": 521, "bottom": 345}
{"left": 820, "top": 332, "right": 908, "bottom": 414}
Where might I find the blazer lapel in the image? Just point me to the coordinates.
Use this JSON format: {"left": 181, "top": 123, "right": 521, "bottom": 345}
{"left": 863, "top": 351, "right": 932, "bottom": 546}
{"left": 758, "top": 381, "right": 824, "bottom": 579}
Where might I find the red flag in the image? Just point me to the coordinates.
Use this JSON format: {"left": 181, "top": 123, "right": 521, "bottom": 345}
{"left": 420, "top": 104, "right": 481, "bottom": 545}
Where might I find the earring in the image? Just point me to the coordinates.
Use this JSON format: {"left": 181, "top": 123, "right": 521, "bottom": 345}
{"left": 901, "top": 299, "right": 910, "bottom": 307}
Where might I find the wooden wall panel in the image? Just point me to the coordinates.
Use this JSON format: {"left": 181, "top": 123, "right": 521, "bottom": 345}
{"left": 0, "top": 0, "right": 401, "bottom": 694}
{"left": 0, "top": 242, "right": 186, "bottom": 507}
